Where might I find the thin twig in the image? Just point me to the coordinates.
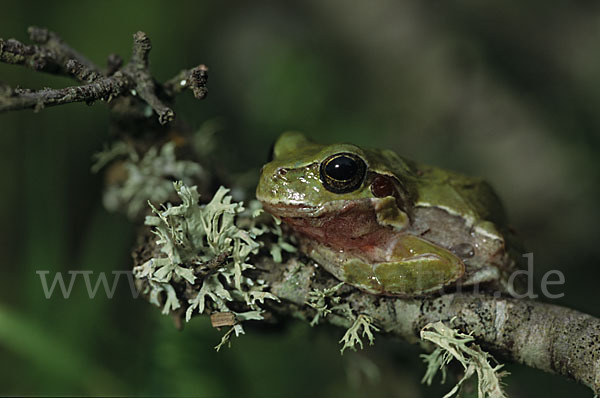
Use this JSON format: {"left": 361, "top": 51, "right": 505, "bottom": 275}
{"left": 27, "top": 26, "right": 101, "bottom": 76}
{"left": 66, "top": 59, "right": 102, "bottom": 83}
{"left": 121, "top": 31, "right": 174, "bottom": 124}
{"left": 0, "top": 38, "right": 59, "bottom": 74}
{"left": 0, "top": 28, "right": 208, "bottom": 123}
{"left": 163, "top": 65, "right": 209, "bottom": 99}
{"left": 0, "top": 74, "right": 129, "bottom": 112}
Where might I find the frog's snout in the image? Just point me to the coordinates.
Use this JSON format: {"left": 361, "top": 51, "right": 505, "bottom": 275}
{"left": 266, "top": 167, "right": 289, "bottom": 183}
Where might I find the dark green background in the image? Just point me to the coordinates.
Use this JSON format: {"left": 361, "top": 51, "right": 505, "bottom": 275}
{"left": 1, "top": 1, "right": 599, "bottom": 397}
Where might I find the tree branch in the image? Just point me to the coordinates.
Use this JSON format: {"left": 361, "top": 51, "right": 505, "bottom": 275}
{"left": 0, "top": 37, "right": 58, "bottom": 75}
{"left": 27, "top": 26, "right": 101, "bottom": 78}
{"left": 263, "top": 258, "right": 600, "bottom": 394}
{"left": 123, "top": 31, "right": 172, "bottom": 124}
{"left": 0, "top": 76, "right": 128, "bottom": 112}
{"left": 0, "top": 27, "right": 208, "bottom": 123}
{"left": 163, "top": 65, "right": 209, "bottom": 100}
{"left": 131, "top": 226, "right": 600, "bottom": 394}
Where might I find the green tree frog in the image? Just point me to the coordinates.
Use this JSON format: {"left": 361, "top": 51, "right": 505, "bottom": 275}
{"left": 256, "top": 132, "right": 521, "bottom": 296}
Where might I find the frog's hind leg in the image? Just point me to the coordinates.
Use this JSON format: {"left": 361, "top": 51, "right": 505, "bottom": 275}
{"left": 299, "top": 236, "right": 386, "bottom": 295}
{"left": 373, "top": 235, "right": 465, "bottom": 295}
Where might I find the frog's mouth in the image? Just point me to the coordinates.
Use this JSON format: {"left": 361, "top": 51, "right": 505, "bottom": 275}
{"left": 261, "top": 202, "right": 317, "bottom": 218}
{"left": 260, "top": 199, "right": 366, "bottom": 219}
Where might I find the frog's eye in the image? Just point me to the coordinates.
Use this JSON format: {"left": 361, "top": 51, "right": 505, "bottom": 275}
{"left": 320, "top": 153, "right": 367, "bottom": 194}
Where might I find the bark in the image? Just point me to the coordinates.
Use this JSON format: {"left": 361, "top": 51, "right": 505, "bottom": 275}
{"left": 260, "top": 257, "right": 600, "bottom": 393}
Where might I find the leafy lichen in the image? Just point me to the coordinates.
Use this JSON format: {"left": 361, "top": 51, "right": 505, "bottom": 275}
{"left": 92, "top": 141, "right": 205, "bottom": 219}
{"left": 420, "top": 320, "right": 508, "bottom": 398}
{"left": 306, "top": 283, "right": 378, "bottom": 353}
{"left": 306, "top": 282, "right": 346, "bottom": 326}
{"left": 133, "top": 182, "right": 280, "bottom": 348}
{"left": 339, "top": 314, "right": 380, "bottom": 354}
{"left": 265, "top": 216, "right": 297, "bottom": 263}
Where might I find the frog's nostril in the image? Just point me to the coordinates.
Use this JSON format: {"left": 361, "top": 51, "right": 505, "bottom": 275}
{"left": 277, "top": 168, "right": 288, "bottom": 176}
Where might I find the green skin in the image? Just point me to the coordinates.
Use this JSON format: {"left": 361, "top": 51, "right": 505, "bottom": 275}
{"left": 256, "top": 132, "right": 519, "bottom": 296}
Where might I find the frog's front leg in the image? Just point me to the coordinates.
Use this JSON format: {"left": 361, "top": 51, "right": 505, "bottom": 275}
{"left": 371, "top": 235, "right": 465, "bottom": 295}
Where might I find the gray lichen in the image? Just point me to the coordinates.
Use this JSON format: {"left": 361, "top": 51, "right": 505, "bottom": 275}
{"left": 133, "top": 182, "right": 280, "bottom": 347}
{"left": 420, "top": 320, "right": 508, "bottom": 398}
{"left": 339, "top": 314, "right": 380, "bottom": 354}
{"left": 127, "top": 178, "right": 600, "bottom": 395}
{"left": 92, "top": 141, "right": 205, "bottom": 219}
{"left": 306, "top": 282, "right": 346, "bottom": 326}
{"left": 306, "top": 282, "right": 381, "bottom": 354}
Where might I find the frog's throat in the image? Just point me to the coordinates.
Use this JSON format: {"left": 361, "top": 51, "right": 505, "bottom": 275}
{"left": 268, "top": 199, "right": 400, "bottom": 262}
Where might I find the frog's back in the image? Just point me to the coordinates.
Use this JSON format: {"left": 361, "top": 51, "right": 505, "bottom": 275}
{"left": 404, "top": 159, "right": 524, "bottom": 291}
{"left": 361, "top": 147, "right": 509, "bottom": 230}
{"left": 408, "top": 161, "right": 509, "bottom": 229}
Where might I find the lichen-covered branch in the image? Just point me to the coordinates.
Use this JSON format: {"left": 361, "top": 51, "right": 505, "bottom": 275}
{"left": 27, "top": 26, "right": 101, "bottom": 78}
{"left": 163, "top": 65, "right": 209, "bottom": 99}
{"left": 263, "top": 257, "right": 600, "bottom": 394}
{"left": 0, "top": 75, "right": 128, "bottom": 113}
{"left": 131, "top": 224, "right": 600, "bottom": 394}
{"left": 0, "top": 27, "right": 208, "bottom": 123}
{"left": 124, "top": 31, "right": 173, "bottom": 124}
{"left": 0, "top": 37, "right": 59, "bottom": 74}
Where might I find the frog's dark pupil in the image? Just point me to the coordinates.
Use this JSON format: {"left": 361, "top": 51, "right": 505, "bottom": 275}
{"left": 320, "top": 152, "right": 367, "bottom": 194}
{"left": 325, "top": 155, "right": 358, "bottom": 181}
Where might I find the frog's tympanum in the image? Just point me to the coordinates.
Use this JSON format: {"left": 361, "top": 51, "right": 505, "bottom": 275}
{"left": 256, "top": 132, "right": 522, "bottom": 296}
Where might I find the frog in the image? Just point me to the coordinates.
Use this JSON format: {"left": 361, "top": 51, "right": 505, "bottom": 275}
{"left": 256, "top": 132, "right": 523, "bottom": 296}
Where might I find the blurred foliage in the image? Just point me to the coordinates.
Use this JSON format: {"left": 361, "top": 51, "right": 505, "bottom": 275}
{"left": 1, "top": 0, "right": 600, "bottom": 396}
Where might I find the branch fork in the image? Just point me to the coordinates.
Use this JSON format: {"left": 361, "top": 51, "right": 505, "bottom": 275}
{"left": 0, "top": 27, "right": 207, "bottom": 124}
